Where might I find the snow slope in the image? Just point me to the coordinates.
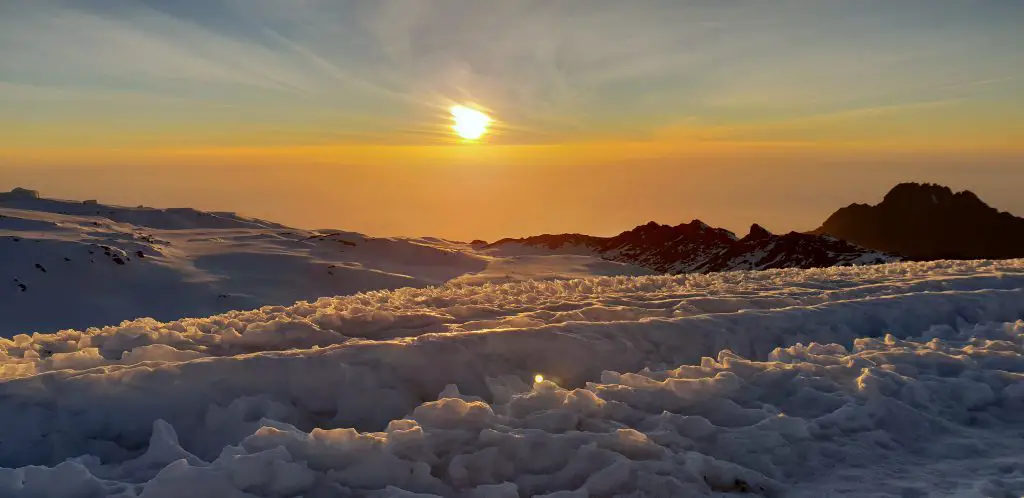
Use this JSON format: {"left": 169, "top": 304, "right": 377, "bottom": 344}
{"left": 0, "top": 189, "right": 649, "bottom": 335}
{"left": 1, "top": 259, "right": 1023, "bottom": 496}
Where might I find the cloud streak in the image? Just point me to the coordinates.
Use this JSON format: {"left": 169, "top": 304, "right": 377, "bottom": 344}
{"left": 0, "top": 0, "right": 1022, "bottom": 150}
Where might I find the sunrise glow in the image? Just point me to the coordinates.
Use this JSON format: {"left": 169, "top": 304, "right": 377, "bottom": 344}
{"left": 2, "top": 3, "right": 1023, "bottom": 494}
{"left": 451, "top": 105, "right": 492, "bottom": 140}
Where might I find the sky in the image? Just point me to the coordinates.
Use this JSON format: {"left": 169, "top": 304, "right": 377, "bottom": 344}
{"left": 2, "top": 0, "right": 1023, "bottom": 239}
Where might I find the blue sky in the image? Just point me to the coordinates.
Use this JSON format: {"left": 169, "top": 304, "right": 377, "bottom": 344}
{"left": 1, "top": 1, "right": 1023, "bottom": 239}
{"left": 2, "top": 0, "right": 1022, "bottom": 150}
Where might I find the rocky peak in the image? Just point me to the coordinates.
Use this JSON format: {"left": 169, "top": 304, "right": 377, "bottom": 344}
{"left": 0, "top": 187, "right": 41, "bottom": 201}
{"left": 490, "top": 217, "right": 892, "bottom": 274}
{"left": 743, "top": 224, "right": 773, "bottom": 241}
{"left": 815, "top": 182, "right": 1024, "bottom": 260}
{"left": 881, "top": 182, "right": 987, "bottom": 211}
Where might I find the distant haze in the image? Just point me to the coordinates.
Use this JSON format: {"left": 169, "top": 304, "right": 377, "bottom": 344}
{"left": 2, "top": 1, "right": 1022, "bottom": 239}
{"left": 2, "top": 152, "right": 1021, "bottom": 241}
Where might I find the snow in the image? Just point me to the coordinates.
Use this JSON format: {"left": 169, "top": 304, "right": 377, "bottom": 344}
{"left": 488, "top": 223, "right": 898, "bottom": 276}
{"left": 1, "top": 259, "right": 1024, "bottom": 496}
{"left": 448, "top": 254, "right": 655, "bottom": 285}
{"left": 1, "top": 194, "right": 654, "bottom": 336}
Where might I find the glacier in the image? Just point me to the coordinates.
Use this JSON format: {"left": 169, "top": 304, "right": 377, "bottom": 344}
{"left": 1, "top": 259, "right": 1023, "bottom": 496}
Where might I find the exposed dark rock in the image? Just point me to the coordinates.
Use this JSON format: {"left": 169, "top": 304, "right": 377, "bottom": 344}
{"left": 814, "top": 182, "right": 1024, "bottom": 260}
{"left": 489, "top": 219, "right": 893, "bottom": 274}
{"left": 0, "top": 187, "right": 40, "bottom": 200}
{"left": 745, "top": 224, "right": 772, "bottom": 240}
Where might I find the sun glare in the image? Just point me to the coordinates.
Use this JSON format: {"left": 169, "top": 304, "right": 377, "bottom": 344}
{"left": 534, "top": 374, "right": 544, "bottom": 383}
{"left": 451, "top": 105, "right": 492, "bottom": 140}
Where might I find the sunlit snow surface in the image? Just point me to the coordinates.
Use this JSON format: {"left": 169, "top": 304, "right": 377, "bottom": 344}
{"left": 2, "top": 260, "right": 1024, "bottom": 496}
{"left": 0, "top": 194, "right": 651, "bottom": 336}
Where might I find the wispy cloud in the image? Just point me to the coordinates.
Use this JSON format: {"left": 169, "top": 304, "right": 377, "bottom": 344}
{"left": 1, "top": 0, "right": 1022, "bottom": 149}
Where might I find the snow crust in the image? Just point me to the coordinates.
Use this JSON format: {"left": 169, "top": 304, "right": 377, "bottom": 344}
{"left": 2, "top": 196, "right": 659, "bottom": 336}
{"left": 1, "top": 259, "right": 1024, "bottom": 496}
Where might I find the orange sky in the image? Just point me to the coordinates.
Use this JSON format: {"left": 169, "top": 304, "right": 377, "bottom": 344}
{"left": 3, "top": 145, "right": 1022, "bottom": 241}
{"left": 2, "top": 1, "right": 1023, "bottom": 238}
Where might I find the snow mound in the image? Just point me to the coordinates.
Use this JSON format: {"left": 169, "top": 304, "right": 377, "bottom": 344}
{"left": 1, "top": 259, "right": 1024, "bottom": 496}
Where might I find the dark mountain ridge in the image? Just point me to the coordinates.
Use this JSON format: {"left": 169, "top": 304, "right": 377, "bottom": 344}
{"left": 490, "top": 219, "right": 895, "bottom": 274}
{"left": 814, "top": 182, "right": 1024, "bottom": 260}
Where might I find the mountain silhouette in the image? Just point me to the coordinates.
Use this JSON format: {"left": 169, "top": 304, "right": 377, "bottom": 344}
{"left": 814, "top": 182, "right": 1024, "bottom": 260}
{"left": 490, "top": 220, "right": 894, "bottom": 273}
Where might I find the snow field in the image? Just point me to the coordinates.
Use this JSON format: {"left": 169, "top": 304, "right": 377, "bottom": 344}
{"left": 0, "top": 259, "right": 1023, "bottom": 496}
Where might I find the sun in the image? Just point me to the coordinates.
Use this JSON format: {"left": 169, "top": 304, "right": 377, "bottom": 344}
{"left": 451, "top": 105, "right": 492, "bottom": 140}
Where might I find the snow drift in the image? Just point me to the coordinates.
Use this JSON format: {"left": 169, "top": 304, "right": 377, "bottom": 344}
{"left": 1, "top": 259, "right": 1024, "bottom": 496}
